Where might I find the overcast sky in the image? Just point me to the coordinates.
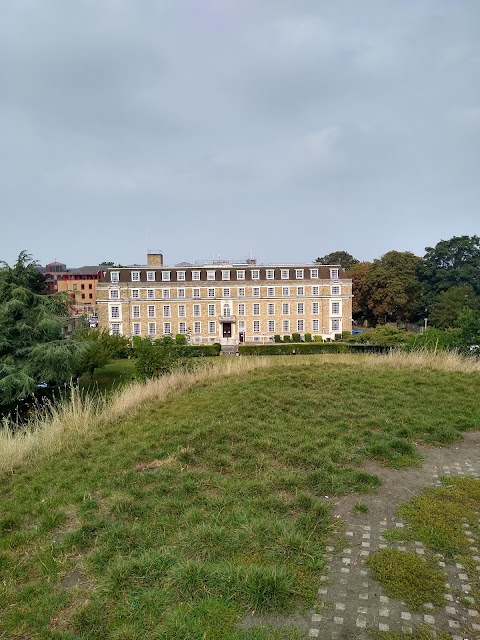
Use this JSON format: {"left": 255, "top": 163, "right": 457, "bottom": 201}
{"left": 1, "top": 0, "right": 479, "bottom": 268}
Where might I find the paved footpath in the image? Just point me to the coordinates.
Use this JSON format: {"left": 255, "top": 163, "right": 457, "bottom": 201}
{"left": 308, "top": 431, "right": 480, "bottom": 640}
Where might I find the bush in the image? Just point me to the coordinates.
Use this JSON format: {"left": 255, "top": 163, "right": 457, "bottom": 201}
{"left": 133, "top": 339, "right": 221, "bottom": 380}
{"left": 274, "top": 335, "right": 281, "bottom": 343}
{"left": 283, "top": 335, "right": 291, "bottom": 343}
{"left": 175, "top": 334, "right": 186, "bottom": 345}
{"left": 304, "top": 333, "right": 312, "bottom": 342}
{"left": 238, "top": 343, "right": 375, "bottom": 356}
{"left": 292, "top": 333, "right": 301, "bottom": 343}
{"left": 346, "top": 326, "right": 410, "bottom": 347}
{"left": 334, "top": 333, "right": 342, "bottom": 341}
{"left": 313, "top": 336, "right": 323, "bottom": 342}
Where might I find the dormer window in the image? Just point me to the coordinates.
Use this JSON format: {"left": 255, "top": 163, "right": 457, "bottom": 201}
{"left": 310, "top": 268, "right": 319, "bottom": 279}
{"left": 251, "top": 269, "right": 260, "bottom": 280}
{"left": 207, "top": 271, "right": 216, "bottom": 280}
{"left": 131, "top": 271, "right": 140, "bottom": 282}
{"left": 177, "top": 271, "right": 186, "bottom": 281}
{"left": 161, "top": 271, "right": 171, "bottom": 281}
{"left": 146, "top": 271, "right": 156, "bottom": 281}
{"left": 111, "top": 271, "right": 120, "bottom": 283}
{"left": 222, "top": 270, "right": 230, "bottom": 281}
{"left": 330, "top": 268, "right": 339, "bottom": 280}
{"left": 192, "top": 271, "right": 201, "bottom": 281}
{"left": 295, "top": 269, "right": 304, "bottom": 279}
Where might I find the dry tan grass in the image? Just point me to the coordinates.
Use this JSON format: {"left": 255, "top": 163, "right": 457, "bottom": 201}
{"left": 0, "top": 350, "right": 478, "bottom": 476}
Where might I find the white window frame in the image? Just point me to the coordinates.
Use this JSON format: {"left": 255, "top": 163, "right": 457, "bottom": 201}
{"left": 131, "top": 271, "right": 140, "bottom": 282}
{"left": 110, "top": 289, "right": 119, "bottom": 299}
{"left": 178, "top": 304, "right": 186, "bottom": 318}
{"left": 222, "top": 288, "right": 230, "bottom": 297}
{"left": 312, "top": 286, "right": 319, "bottom": 296}
{"left": 282, "top": 303, "right": 289, "bottom": 315}
{"left": 297, "top": 302, "right": 304, "bottom": 315}
{"left": 253, "top": 287, "right": 260, "bottom": 297}
{"left": 148, "top": 305, "right": 155, "bottom": 318}
{"left": 146, "top": 271, "right": 156, "bottom": 282}
{"left": 253, "top": 303, "right": 260, "bottom": 316}
{"left": 297, "top": 319, "right": 304, "bottom": 332}
{"left": 310, "top": 268, "right": 319, "bottom": 279}
{"left": 267, "top": 287, "right": 275, "bottom": 297}
{"left": 281, "top": 269, "right": 289, "bottom": 280}
{"left": 331, "top": 301, "right": 341, "bottom": 315}
{"left": 193, "top": 288, "right": 200, "bottom": 298}
{"left": 295, "top": 269, "right": 304, "bottom": 279}
{"left": 208, "top": 321, "right": 216, "bottom": 334}
{"left": 267, "top": 303, "right": 275, "bottom": 315}
{"left": 312, "top": 319, "right": 319, "bottom": 332}
{"left": 238, "top": 303, "right": 245, "bottom": 316}
{"left": 266, "top": 269, "right": 275, "bottom": 280}
{"left": 268, "top": 320, "right": 275, "bottom": 332}
{"left": 193, "top": 304, "right": 201, "bottom": 317}
{"left": 148, "top": 322, "right": 156, "bottom": 336}
{"left": 312, "top": 302, "right": 319, "bottom": 315}
{"left": 282, "top": 319, "right": 290, "bottom": 332}
{"left": 251, "top": 269, "right": 260, "bottom": 280}
{"left": 192, "top": 271, "right": 201, "bottom": 281}
{"left": 178, "top": 322, "right": 186, "bottom": 334}
{"left": 147, "top": 289, "right": 155, "bottom": 299}
{"left": 163, "top": 322, "right": 171, "bottom": 335}
{"left": 131, "top": 289, "right": 139, "bottom": 299}
{"left": 207, "top": 270, "right": 216, "bottom": 281}
{"left": 297, "top": 286, "right": 304, "bottom": 296}
{"left": 163, "top": 305, "right": 171, "bottom": 318}
{"left": 208, "top": 288, "right": 215, "bottom": 298}
{"left": 253, "top": 320, "right": 260, "bottom": 332}
{"left": 331, "top": 319, "right": 340, "bottom": 332}
{"left": 238, "top": 287, "right": 245, "bottom": 297}
{"left": 282, "top": 287, "right": 289, "bottom": 296}
{"left": 330, "top": 268, "right": 339, "bottom": 280}
{"left": 221, "top": 270, "right": 230, "bottom": 281}
{"left": 177, "top": 271, "right": 186, "bottom": 281}
{"left": 110, "top": 305, "right": 120, "bottom": 319}
{"left": 208, "top": 304, "right": 215, "bottom": 317}
{"left": 178, "top": 288, "right": 185, "bottom": 298}
{"left": 161, "top": 271, "right": 171, "bottom": 281}
{"left": 194, "top": 321, "right": 201, "bottom": 334}
{"left": 111, "top": 323, "right": 120, "bottom": 335}
{"left": 236, "top": 270, "right": 245, "bottom": 280}
{"left": 331, "top": 285, "right": 341, "bottom": 295}
{"left": 238, "top": 320, "right": 246, "bottom": 331}
{"left": 111, "top": 271, "right": 120, "bottom": 283}
{"left": 132, "top": 305, "right": 140, "bottom": 319}
{"left": 132, "top": 322, "right": 141, "bottom": 336}
{"left": 162, "top": 289, "right": 170, "bottom": 298}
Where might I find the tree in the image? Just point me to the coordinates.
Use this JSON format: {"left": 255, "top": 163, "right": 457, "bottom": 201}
{"left": 0, "top": 252, "right": 88, "bottom": 405}
{"left": 362, "top": 251, "right": 421, "bottom": 324}
{"left": 417, "top": 235, "right": 480, "bottom": 296}
{"left": 348, "top": 261, "right": 373, "bottom": 323}
{"left": 315, "top": 251, "right": 360, "bottom": 271}
{"left": 428, "top": 285, "right": 480, "bottom": 328}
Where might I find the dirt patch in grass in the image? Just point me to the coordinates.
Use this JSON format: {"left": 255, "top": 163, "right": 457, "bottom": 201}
{"left": 134, "top": 456, "right": 177, "bottom": 472}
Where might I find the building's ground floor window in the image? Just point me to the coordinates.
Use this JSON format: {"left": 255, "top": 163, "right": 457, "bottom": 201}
{"left": 163, "top": 322, "right": 171, "bottom": 334}
{"left": 133, "top": 323, "right": 141, "bottom": 336}
{"left": 148, "top": 322, "right": 156, "bottom": 336}
{"left": 111, "top": 323, "right": 120, "bottom": 335}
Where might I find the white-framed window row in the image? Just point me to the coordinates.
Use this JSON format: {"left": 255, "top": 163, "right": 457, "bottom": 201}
{"left": 132, "top": 305, "right": 140, "bottom": 319}
{"left": 148, "top": 322, "right": 156, "bottom": 336}
{"left": 110, "top": 271, "right": 120, "bottom": 283}
{"left": 146, "top": 271, "right": 156, "bottom": 282}
{"left": 131, "top": 271, "right": 140, "bottom": 282}
{"left": 148, "top": 305, "right": 155, "bottom": 318}
{"left": 111, "top": 323, "right": 121, "bottom": 335}
{"left": 110, "top": 289, "right": 119, "bottom": 299}
{"left": 162, "top": 271, "right": 171, "bottom": 281}
{"left": 132, "top": 322, "right": 141, "bottom": 336}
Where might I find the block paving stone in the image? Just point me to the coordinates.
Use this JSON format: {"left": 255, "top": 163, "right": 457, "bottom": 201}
{"left": 307, "top": 434, "right": 480, "bottom": 639}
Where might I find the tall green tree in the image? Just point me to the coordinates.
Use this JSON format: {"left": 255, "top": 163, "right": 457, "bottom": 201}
{"left": 428, "top": 285, "right": 480, "bottom": 328}
{"left": 362, "top": 251, "right": 421, "bottom": 324}
{"left": 418, "top": 235, "right": 480, "bottom": 296}
{"left": 315, "top": 251, "right": 360, "bottom": 270}
{"left": 348, "top": 261, "right": 374, "bottom": 323}
{"left": 0, "top": 252, "right": 87, "bottom": 404}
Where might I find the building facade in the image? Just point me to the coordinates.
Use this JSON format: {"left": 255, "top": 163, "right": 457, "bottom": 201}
{"left": 96, "top": 252, "right": 352, "bottom": 344}
{"left": 57, "top": 266, "right": 106, "bottom": 316}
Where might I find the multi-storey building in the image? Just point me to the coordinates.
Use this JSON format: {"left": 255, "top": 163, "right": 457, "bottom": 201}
{"left": 57, "top": 266, "right": 106, "bottom": 316}
{"left": 96, "top": 251, "right": 352, "bottom": 344}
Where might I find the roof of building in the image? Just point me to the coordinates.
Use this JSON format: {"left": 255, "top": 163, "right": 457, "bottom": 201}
{"left": 64, "top": 266, "right": 105, "bottom": 276}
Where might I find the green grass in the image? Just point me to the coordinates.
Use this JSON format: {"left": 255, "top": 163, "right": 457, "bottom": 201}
{"left": 79, "top": 358, "right": 135, "bottom": 393}
{"left": 1, "top": 360, "right": 480, "bottom": 638}
{"left": 352, "top": 502, "right": 369, "bottom": 514}
{"left": 369, "top": 625, "right": 451, "bottom": 640}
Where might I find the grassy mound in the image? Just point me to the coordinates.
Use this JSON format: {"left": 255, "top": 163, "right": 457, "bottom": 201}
{"left": 1, "top": 355, "right": 480, "bottom": 638}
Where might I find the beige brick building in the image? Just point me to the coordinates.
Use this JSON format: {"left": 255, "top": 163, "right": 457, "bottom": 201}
{"left": 96, "top": 252, "right": 352, "bottom": 344}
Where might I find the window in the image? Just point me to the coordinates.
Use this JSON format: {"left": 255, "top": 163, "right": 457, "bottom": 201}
{"left": 192, "top": 271, "right": 201, "bottom": 281}
{"left": 178, "top": 305, "right": 186, "bottom": 317}
{"left": 312, "top": 319, "right": 319, "bottom": 332}
{"left": 267, "top": 287, "right": 275, "bottom": 297}
{"left": 178, "top": 322, "right": 186, "bottom": 334}
{"left": 330, "top": 268, "right": 339, "bottom": 280}
{"left": 89, "top": 283, "right": 92, "bottom": 289}
{"left": 132, "top": 289, "right": 139, "bottom": 298}
{"left": 282, "top": 303, "right": 289, "bottom": 315}
{"left": 89, "top": 293, "right": 93, "bottom": 299}
{"left": 161, "top": 271, "right": 170, "bottom": 281}
{"left": 81, "top": 284, "right": 85, "bottom": 290}
{"left": 206, "top": 270, "right": 215, "bottom": 280}
{"left": 251, "top": 269, "right": 260, "bottom": 280}
{"left": 163, "top": 305, "right": 171, "bottom": 317}
{"left": 332, "top": 319, "right": 340, "bottom": 332}
{"left": 282, "top": 320, "right": 290, "bottom": 332}
{"left": 253, "top": 287, "right": 260, "bottom": 297}
{"left": 222, "top": 270, "right": 230, "bottom": 281}
{"left": 297, "top": 286, "right": 304, "bottom": 296}
{"left": 147, "top": 271, "right": 155, "bottom": 281}
{"left": 193, "top": 304, "right": 201, "bottom": 317}
{"left": 208, "top": 321, "right": 216, "bottom": 334}
{"left": 163, "top": 322, "right": 171, "bottom": 334}
{"left": 193, "top": 288, "right": 200, "bottom": 298}
{"left": 110, "top": 289, "right": 119, "bottom": 299}
{"left": 208, "top": 288, "right": 215, "bottom": 298}
{"left": 295, "top": 269, "right": 304, "bottom": 279}
{"left": 208, "top": 304, "right": 215, "bottom": 317}
{"left": 310, "top": 268, "right": 319, "bottom": 279}
{"left": 133, "top": 323, "right": 141, "bottom": 336}
{"left": 312, "top": 302, "right": 319, "bottom": 314}
{"left": 178, "top": 288, "right": 185, "bottom": 298}
{"left": 163, "top": 289, "right": 170, "bottom": 298}
{"left": 131, "top": 271, "right": 140, "bottom": 282}
{"left": 194, "top": 321, "right": 201, "bottom": 334}
{"left": 267, "top": 303, "right": 275, "bottom": 315}
{"left": 177, "top": 271, "right": 186, "bottom": 281}
{"left": 281, "top": 269, "right": 289, "bottom": 279}
{"left": 133, "top": 305, "right": 140, "bottom": 318}
{"left": 73, "top": 284, "right": 77, "bottom": 290}
{"left": 331, "top": 286, "right": 340, "bottom": 295}
{"left": 332, "top": 302, "right": 341, "bottom": 314}
{"left": 238, "top": 303, "right": 245, "bottom": 316}
{"left": 312, "top": 286, "right": 319, "bottom": 295}
{"left": 297, "top": 302, "right": 304, "bottom": 315}
{"left": 238, "top": 287, "right": 245, "bottom": 297}
{"left": 222, "top": 304, "right": 230, "bottom": 317}
{"left": 147, "top": 289, "right": 155, "bottom": 299}
{"left": 111, "top": 271, "right": 119, "bottom": 283}
{"left": 222, "top": 288, "right": 230, "bottom": 297}
{"left": 253, "top": 320, "right": 260, "bottom": 332}
{"left": 282, "top": 287, "right": 289, "bottom": 296}
{"left": 266, "top": 269, "right": 275, "bottom": 280}
{"left": 111, "top": 323, "right": 120, "bottom": 335}
{"left": 253, "top": 303, "right": 260, "bottom": 316}
{"left": 110, "top": 306, "right": 120, "bottom": 319}
{"left": 238, "top": 320, "right": 246, "bottom": 331}
{"left": 268, "top": 320, "right": 275, "bottom": 332}
{"left": 297, "top": 319, "right": 304, "bottom": 332}
{"left": 236, "top": 270, "right": 245, "bottom": 280}
{"left": 148, "top": 305, "right": 155, "bottom": 318}
{"left": 148, "top": 322, "right": 156, "bottom": 336}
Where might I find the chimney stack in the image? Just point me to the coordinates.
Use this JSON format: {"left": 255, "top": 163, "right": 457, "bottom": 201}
{"left": 147, "top": 250, "right": 163, "bottom": 266}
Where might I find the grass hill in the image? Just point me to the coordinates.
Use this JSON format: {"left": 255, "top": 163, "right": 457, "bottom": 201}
{"left": 1, "top": 353, "right": 479, "bottom": 639}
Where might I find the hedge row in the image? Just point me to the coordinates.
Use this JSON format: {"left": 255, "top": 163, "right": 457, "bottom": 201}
{"left": 238, "top": 343, "right": 388, "bottom": 355}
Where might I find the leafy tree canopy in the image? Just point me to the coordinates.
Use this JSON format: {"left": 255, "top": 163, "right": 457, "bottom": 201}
{"left": 0, "top": 252, "right": 88, "bottom": 405}
{"left": 429, "top": 285, "right": 480, "bottom": 329}
{"left": 315, "top": 251, "right": 360, "bottom": 270}
{"left": 348, "top": 261, "right": 374, "bottom": 323}
{"left": 418, "top": 235, "right": 480, "bottom": 296}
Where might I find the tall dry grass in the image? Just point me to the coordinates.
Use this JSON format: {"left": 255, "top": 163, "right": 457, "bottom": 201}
{"left": 0, "top": 350, "right": 478, "bottom": 476}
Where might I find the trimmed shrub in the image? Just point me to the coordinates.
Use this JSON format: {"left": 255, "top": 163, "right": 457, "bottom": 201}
{"left": 283, "top": 335, "right": 291, "bottom": 343}
{"left": 292, "top": 333, "right": 301, "bottom": 343}
{"left": 274, "top": 335, "right": 282, "bottom": 343}
{"left": 238, "top": 343, "right": 379, "bottom": 356}
{"left": 304, "top": 333, "right": 312, "bottom": 342}
{"left": 175, "top": 334, "right": 186, "bottom": 345}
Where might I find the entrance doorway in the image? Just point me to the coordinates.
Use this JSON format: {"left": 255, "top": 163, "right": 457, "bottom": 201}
{"left": 223, "top": 323, "right": 232, "bottom": 338}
